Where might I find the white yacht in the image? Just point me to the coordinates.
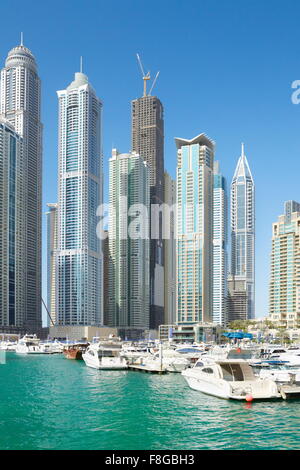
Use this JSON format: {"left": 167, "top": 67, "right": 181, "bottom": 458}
{"left": 39, "top": 339, "right": 64, "bottom": 354}
{"left": 182, "top": 358, "right": 280, "bottom": 400}
{"left": 82, "top": 341, "right": 128, "bottom": 370}
{"left": 15, "top": 335, "right": 44, "bottom": 354}
{"left": 151, "top": 350, "right": 190, "bottom": 372}
{"left": 257, "top": 364, "right": 300, "bottom": 383}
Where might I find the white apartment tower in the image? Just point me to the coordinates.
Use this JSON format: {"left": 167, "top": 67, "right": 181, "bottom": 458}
{"left": 56, "top": 71, "right": 103, "bottom": 326}
{"left": 213, "top": 162, "right": 227, "bottom": 326}
{"left": 0, "top": 40, "right": 42, "bottom": 332}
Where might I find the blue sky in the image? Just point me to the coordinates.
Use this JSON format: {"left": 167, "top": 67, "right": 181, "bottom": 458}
{"left": 1, "top": 0, "right": 300, "bottom": 325}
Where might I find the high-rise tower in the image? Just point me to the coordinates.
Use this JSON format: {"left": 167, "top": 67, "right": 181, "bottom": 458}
{"left": 228, "top": 144, "right": 255, "bottom": 321}
{"left": 0, "top": 40, "right": 42, "bottom": 332}
{"left": 46, "top": 203, "right": 58, "bottom": 327}
{"left": 176, "top": 134, "right": 214, "bottom": 325}
{"left": 213, "top": 161, "right": 227, "bottom": 326}
{"left": 108, "top": 150, "right": 150, "bottom": 330}
{"left": 269, "top": 202, "right": 300, "bottom": 329}
{"left": 56, "top": 71, "right": 103, "bottom": 326}
{"left": 131, "top": 62, "right": 164, "bottom": 330}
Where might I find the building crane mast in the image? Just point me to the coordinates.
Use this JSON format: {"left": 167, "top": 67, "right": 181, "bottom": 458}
{"left": 136, "top": 54, "right": 160, "bottom": 97}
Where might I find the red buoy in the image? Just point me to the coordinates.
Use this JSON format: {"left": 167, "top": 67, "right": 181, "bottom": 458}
{"left": 245, "top": 394, "right": 253, "bottom": 402}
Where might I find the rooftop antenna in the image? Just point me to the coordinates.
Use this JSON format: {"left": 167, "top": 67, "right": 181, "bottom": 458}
{"left": 148, "top": 71, "right": 160, "bottom": 96}
{"left": 136, "top": 53, "right": 150, "bottom": 97}
{"left": 20, "top": 32, "right": 23, "bottom": 46}
{"left": 241, "top": 142, "right": 245, "bottom": 157}
{"left": 80, "top": 56, "right": 83, "bottom": 73}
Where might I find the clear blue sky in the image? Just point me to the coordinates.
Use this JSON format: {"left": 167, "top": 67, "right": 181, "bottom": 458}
{"left": 1, "top": 0, "right": 300, "bottom": 325}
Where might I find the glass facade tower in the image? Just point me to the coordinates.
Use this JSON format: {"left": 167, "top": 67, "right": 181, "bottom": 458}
{"left": 108, "top": 150, "right": 150, "bottom": 329}
{"left": 0, "top": 120, "right": 24, "bottom": 330}
{"left": 229, "top": 144, "right": 255, "bottom": 320}
{"left": 213, "top": 162, "right": 227, "bottom": 326}
{"left": 56, "top": 72, "right": 103, "bottom": 325}
{"left": 176, "top": 134, "right": 214, "bottom": 325}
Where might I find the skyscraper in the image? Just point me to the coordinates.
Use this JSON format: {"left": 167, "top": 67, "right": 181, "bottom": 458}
{"left": 213, "top": 162, "right": 227, "bottom": 326}
{"left": 0, "top": 119, "right": 24, "bottom": 331}
{"left": 131, "top": 91, "right": 164, "bottom": 330}
{"left": 228, "top": 144, "right": 255, "bottom": 321}
{"left": 56, "top": 71, "right": 103, "bottom": 326}
{"left": 46, "top": 203, "right": 58, "bottom": 327}
{"left": 108, "top": 150, "right": 150, "bottom": 329}
{"left": 176, "top": 134, "right": 214, "bottom": 325}
{"left": 0, "top": 40, "right": 42, "bottom": 332}
{"left": 163, "top": 172, "right": 176, "bottom": 325}
{"left": 269, "top": 202, "right": 300, "bottom": 329}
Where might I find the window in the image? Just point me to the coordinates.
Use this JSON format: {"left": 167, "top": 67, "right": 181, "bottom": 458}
{"left": 220, "top": 363, "right": 244, "bottom": 381}
{"left": 202, "top": 367, "right": 214, "bottom": 374}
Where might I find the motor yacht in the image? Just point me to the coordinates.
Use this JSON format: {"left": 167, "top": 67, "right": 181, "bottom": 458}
{"left": 82, "top": 341, "right": 128, "bottom": 370}
{"left": 182, "top": 358, "right": 280, "bottom": 400}
{"left": 15, "top": 335, "right": 44, "bottom": 354}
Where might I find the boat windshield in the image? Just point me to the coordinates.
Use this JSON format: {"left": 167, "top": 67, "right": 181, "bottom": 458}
{"left": 220, "top": 363, "right": 245, "bottom": 382}
{"left": 98, "top": 350, "right": 118, "bottom": 357}
{"left": 227, "top": 350, "right": 254, "bottom": 360}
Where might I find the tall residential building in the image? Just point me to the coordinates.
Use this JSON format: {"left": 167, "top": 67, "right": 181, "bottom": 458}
{"left": 163, "top": 172, "right": 176, "bottom": 325}
{"left": 56, "top": 71, "right": 103, "bottom": 326}
{"left": 176, "top": 134, "right": 214, "bottom": 325}
{"left": 102, "top": 230, "right": 109, "bottom": 326}
{"left": 228, "top": 144, "right": 255, "bottom": 322}
{"left": 131, "top": 93, "right": 164, "bottom": 330}
{"left": 46, "top": 203, "right": 58, "bottom": 327}
{"left": 213, "top": 162, "right": 227, "bottom": 326}
{"left": 0, "top": 119, "right": 24, "bottom": 330}
{"left": 269, "top": 203, "right": 300, "bottom": 328}
{"left": 0, "top": 41, "right": 42, "bottom": 332}
{"left": 284, "top": 200, "right": 300, "bottom": 223}
{"left": 108, "top": 150, "right": 150, "bottom": 329}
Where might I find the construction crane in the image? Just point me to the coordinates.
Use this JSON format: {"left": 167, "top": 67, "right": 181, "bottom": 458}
{"left": 136, "top": 54, "right": 160, "bottom": 97}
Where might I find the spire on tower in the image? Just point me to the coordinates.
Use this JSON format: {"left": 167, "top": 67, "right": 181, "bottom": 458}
{"left": 20, "top": 32, "right": 24, "bottom": 46}
{"left": 80, "top": 56, "right": 83, "bottom": 73}
{"left": 241, "top": 142, "right": 245, "bottom": 157}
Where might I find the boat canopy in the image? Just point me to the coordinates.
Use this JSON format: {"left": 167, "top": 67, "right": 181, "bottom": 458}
{"left": 222, "top": 332, "right": 253, "bottom": 339}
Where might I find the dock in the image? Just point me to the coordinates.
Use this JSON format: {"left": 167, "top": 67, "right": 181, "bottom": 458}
{"left": 128, "top": 364, "right": 167, "bottom": 374}
{"left": 279, "top": 384, "right": 300, "bottom": 400}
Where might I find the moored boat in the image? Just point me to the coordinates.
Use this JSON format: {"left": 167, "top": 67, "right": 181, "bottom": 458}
{"left": 182, "top": 358, "right": 280, "bottom": 401}
{"left": 63, "top": 342, "right": 89, "bottom": 360}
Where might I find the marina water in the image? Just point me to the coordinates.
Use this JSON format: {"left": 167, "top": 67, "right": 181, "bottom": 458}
{"left": 1, "top": 353, "right": 300, "bottom": 450}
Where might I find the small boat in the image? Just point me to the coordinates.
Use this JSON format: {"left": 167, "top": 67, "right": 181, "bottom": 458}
{"left": 63, "top": 342, "right": 89, "bottom": 360}
{"left": 15, "top": 334, "right": 45, "bottom": 354}
{"left": 182, "top": 358, "right": 280, "bottom": 401}
{"left": 82, "top": 340, "right": 128, "bottom": 370}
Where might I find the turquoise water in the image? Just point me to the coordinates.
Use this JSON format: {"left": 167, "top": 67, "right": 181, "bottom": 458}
{"left": 1, "top": 352, "right": 300, "bottom": 450}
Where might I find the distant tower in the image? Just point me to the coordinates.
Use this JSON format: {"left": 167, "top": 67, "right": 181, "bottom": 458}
{"left": 0, "top": 39, "right": 43, "bottom": 332}
{"left": 163, "top": 172, "right": 176, "bottom": 325}
{"left": 46, "top": 203, "right": 58, "bottom": 327}
{"left": 108, "top": 150, "right": 150, "bottom": 329}
{"left": 131, "top": 55, "right": 164, "bottom": 330}
{"left": 228, "top": 144, "right": 255, "bottom": 321}
{"left": 56, "top": 70, "right": 103, "bottom": 326}
{"left": 176, "top": 134, "right": 215, "bottom": 324}
{"left": 213, "top": 162, "right": 227, "bottom": 326}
